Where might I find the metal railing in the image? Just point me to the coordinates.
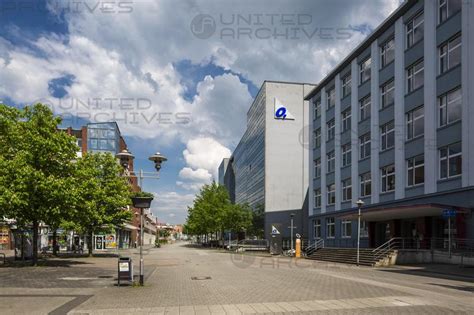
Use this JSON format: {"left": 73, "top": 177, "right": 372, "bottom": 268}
{"left": 305, "top": 239, "right": 324, "bottom": 256}
{"left": 372, "top": 237, "right": 474, "bottom": 261}
{"left": 236, "top": 239, "right": 269, "bottom": 251}
{"left": 372, "top": 237, "right": 399, "bottom": 261}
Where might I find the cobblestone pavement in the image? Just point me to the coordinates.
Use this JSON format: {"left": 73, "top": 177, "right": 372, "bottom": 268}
{"left": 1, "top": 242, "right": 473, "bottom": 314}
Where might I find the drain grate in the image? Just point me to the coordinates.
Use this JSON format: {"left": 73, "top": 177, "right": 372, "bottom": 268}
{"left": 191, "top": 276, "right": 212, "bottom": 280}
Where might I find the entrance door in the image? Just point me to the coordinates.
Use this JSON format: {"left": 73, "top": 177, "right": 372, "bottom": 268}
{"left": 375, "top": 222, "right": 391, "bottom": 247}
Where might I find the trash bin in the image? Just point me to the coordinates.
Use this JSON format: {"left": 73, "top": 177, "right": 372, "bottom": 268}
{"left": 118, "top": 257, "right": 133, "bottom": 286}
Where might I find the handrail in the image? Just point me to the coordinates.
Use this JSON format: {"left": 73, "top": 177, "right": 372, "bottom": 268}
{"left": 306, "top": 239, "right": 324, "bottom": 256}
{"left": 372, "top": 237, "right": 400, "bottom": 260}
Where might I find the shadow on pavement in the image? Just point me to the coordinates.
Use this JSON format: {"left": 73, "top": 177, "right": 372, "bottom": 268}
{"left": 379, "top": 264, "right": 474, "bottom": 283}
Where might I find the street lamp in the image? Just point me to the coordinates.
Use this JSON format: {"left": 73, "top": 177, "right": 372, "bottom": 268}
{"left": 290, "top": 213, "right": 295, "bottom": 253}
{"left": 116, "top": 149, "right": 167, "bottom": 286}
{"left": 356, "top": 199, "right": 365, "bottom": 266}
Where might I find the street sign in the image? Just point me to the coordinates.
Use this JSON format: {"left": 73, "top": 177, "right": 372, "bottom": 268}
{"left": 442, "top": 209, "right": 456, "bottom": 218}
{"left": 271, "top": 225, "right": 280, "bottom": 235}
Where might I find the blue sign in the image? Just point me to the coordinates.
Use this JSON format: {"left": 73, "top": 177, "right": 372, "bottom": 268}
{"left": 274, "top": 98, "right": 295, "bottom": 120}
{"left": 442, "top": 209, "right": 456, "bottom": 218}
{"left": 275, "top": 107, "right": 287, "bottom": 119}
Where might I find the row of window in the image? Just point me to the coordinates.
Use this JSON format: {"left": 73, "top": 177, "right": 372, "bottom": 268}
{"left": 313, "top": 28, "right": 461, "bottom": 119}
{"left": 314, "top": 142, "right": 462, "bottom": 207}
{"left": 314, "top": 86, "right": 462, "bottom": 152}
{"left": 313, "top": 218, "right": 369, "bottom": 239}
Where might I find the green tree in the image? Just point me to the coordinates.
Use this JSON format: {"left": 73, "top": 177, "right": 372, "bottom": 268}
{"left": 0, "top": 104, "right": 78, "bottom": 265}
{"left": 71, "top": 152, "right": 132, "bottom": 256}
{"left": 186, "top": 183, "right": 252, "bottom": 245}
{"left": 248, "top": 204, "right": 265, "bottom": 239}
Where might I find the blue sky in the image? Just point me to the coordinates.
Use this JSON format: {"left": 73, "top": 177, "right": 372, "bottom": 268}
{"left": 0, "top": 0, "right": 400, "bottom": 223}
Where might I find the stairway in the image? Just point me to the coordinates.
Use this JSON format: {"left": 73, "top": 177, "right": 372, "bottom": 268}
{"left": 306, "top": 247, "right": 396, "bottom": 267}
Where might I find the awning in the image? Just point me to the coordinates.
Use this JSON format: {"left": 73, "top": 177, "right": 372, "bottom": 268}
{"left": 121, "top": 223, "right": 138, "bottom": 231}
{"left": 337, "top": 204, "right": 469, "bottom": 221}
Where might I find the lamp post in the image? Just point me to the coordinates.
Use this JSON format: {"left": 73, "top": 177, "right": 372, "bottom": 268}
{"left": 356, "top": 199, "right": 365, "bottom": 266}
{"left": 116, "top": 149, "right": 167, "bottom": 286}
{"left": 290, "top": 213, "right": 295, "bottom": 253}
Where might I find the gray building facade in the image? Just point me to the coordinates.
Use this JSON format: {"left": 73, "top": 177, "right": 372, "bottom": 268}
{"left": 306, "top": 0, "right": 474, "bottom": 248}
{"left": 220, "top": 81, "right": 315, "bottom": 239}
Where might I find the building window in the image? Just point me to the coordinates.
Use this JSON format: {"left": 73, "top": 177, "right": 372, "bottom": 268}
{"left": 327, "top": 150, "right": 335, "bottom": 173}
{"left": 380, "top": 38, "right": 395, "bottom": 68}
{"left": 314, "top": 158, "right": 321, "bottom": 178}
{"left": 439, "top": 34, "right": 461, "bottom": 74}
{"left": 359, "top": 95, "right": 371, "bottom": 121}
{"left": 381, "top": 164, "right": 396, "bottom": 193}
{"left": 314, "top": 99, "right": 321, "bottom": 119}
{"left": 406, "top": 106, "right": 424, "bottom": 140}
{"left": 359, "top": 57, "right": 371, "bottom": 84}
{"left": 407, "top": 59, "right": 424, "bottom": 93}
{"left": 439, "top": 142, "right": 462, "bottom": 179}
{"left": 360, "top": 221, "right": 369, "bottom": 238}
{"left": 342, "top": 74, "right": 351, "bottom": 97}
{"left": 381, "top": 79, "right": 395, "bottom": 108}
{"left": 341, "top": 220, "right": 352, "bottom": 238}
{"left": 342, "top": 143, "right": 352, "bottom": 167}
{"left": 380, "top": 121, "right": 395, "bottom": 151}
{"left": 327, "top": 88, "right": 335, "bottom": 109}
{"left": 439, "top": 0, "right": 462, "bottom": 24}
{"left": 360, "top": 172, "right": 371, "bottom": 197}
{"left": 359, "top": 133, "right": 371, "bottom": 160}
{"left": 342, "top": 178, "right": 352, "bottom": 202}
{"left": 314, "top": 219, "right": 321, "bottom": 238}
{"left": 326, "top": 218, "right": 335, "bottom": 238}
{"left": 341, "top": 108, "right": 351, "bottom": 132}
{"left": 327, "top": 119, "right": 335, "bottom": 141}
{"left": 407, "top": 155, "right": 425, "bottom": 187}
{"left": 314, "top": 189, "right": 321, "bottom": 207}
{"left": 314, "top": 129, "right": 321, "bottom": 148}
{"left": 439, "top": 87, "right": 462, "bottom": 127}
{"left": 327, "top": 184, "right": 336, "bottom": 205}
{"left": 406, "top": 11, "right": 424, "bottom": 48}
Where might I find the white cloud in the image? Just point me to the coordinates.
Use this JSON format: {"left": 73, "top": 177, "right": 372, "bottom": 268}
{"left": 179, "top": 167, "right": 212, "bottom": 182}
{"left": 151, "top": 191, "right": 195, "bottom": 224}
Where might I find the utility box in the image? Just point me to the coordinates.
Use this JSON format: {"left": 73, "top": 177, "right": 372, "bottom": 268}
{"left": 118, "top": 257, "right": 133, "bottom": 286}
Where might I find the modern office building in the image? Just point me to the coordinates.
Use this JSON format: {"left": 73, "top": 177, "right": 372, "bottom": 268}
{"left": 220, "top": 81, "right": 315, "bottom": 239}
{"left": 305, "top": 0, "right": 474, "bottom": 249}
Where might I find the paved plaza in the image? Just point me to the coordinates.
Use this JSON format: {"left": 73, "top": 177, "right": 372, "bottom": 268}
{"left": 0, "top": 243, "right": 473, "bottom": 314}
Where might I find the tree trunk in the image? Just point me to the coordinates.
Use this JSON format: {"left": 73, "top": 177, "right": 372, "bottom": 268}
{"left": 88, "top": 230, "right": 93, "bottom": 256}
{"left": 32, "top": 220, "right": 39, "bottom": 266}
{"left": 21, "top": 232, "right": 25, "bottom": 260}
{"left": 52, "top": 229, "right": 58, "bottom": 256}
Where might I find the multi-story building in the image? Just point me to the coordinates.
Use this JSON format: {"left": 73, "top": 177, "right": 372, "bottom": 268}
{"left": 65, "top": 122, "right": 157, "bottom": 250}
{"left": 305, "top": 0, "right": 474, "bottom": 248}
{"left": 220, "top": 81, "right": 315, "bottom": 239}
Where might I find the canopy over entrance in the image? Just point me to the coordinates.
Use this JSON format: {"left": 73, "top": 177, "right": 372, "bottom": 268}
{"left": 337, "top": 204, "right": 468, "bottom": 221}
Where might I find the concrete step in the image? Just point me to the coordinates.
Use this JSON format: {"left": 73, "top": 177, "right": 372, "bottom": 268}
{"left": 305, "top": 247, "right": 395, "bottom": 267}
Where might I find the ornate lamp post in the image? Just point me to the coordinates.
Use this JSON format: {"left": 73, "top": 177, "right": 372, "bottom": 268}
{"left": 116, "top": 149, "right": 167, "bottom": 286}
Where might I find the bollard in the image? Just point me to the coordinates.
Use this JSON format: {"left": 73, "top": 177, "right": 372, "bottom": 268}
{"left": 295, "top": 238, "right": 301, "bottom": 258}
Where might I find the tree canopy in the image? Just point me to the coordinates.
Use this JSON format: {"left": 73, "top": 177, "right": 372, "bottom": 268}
{"left": 185, "top": 182, "right": 252, "bottom": 240}
{"left": 0, "top": 103, "right": 133, "bottom": 262}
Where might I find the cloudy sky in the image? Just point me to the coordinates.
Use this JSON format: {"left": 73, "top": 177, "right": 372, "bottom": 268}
{"left": 0, "top": 0, "right": 401, "bottom": 224}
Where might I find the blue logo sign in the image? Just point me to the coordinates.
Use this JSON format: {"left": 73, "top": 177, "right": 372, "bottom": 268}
{"left": 275, "top": 107, "right": 287, "bottom": 119}
{"left": 274, "top": 98, "right": 294, "bottom": 120}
